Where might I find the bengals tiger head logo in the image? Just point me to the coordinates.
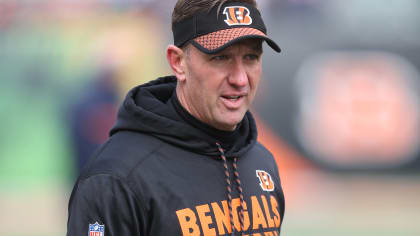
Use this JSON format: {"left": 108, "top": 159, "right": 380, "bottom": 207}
{"left": 256, "top": 170, "right": 275, "bottom": 192}
{"left": 223, "top": 6, "right": 253, "bottom": 26}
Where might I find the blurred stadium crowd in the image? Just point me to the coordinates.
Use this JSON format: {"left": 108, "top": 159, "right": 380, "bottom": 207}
{"left": 0, "top": 0, "right": 419, "bottom": 235}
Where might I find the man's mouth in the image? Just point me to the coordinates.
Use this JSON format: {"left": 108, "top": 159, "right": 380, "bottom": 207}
{"left": 220, "top": 94, "right": 247, "bottom": 109}
{"left": 222, "top": 95, "right": 242, "bottom": 100}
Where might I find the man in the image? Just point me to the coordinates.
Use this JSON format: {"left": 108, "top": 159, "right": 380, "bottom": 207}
{"left": 67, "top": 0, "right": 285, "bottom": 235}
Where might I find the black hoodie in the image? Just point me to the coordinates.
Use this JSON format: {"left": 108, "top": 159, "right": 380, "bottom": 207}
{"left": 67, "top": 76, "right": 285, "bottom": 236}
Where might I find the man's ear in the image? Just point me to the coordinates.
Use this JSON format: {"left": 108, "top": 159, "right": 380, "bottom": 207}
{"left": 166, "top": 45, "right": 187, "bottom": 82}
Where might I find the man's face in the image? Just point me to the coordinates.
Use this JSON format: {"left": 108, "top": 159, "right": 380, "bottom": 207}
{"left": 180, "top": 38, "right": 263, "bottom": 131}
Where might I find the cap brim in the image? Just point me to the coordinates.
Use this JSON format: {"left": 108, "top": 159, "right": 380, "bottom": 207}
{"left": 192, "top": 28, "right": 281, "bottom": 54}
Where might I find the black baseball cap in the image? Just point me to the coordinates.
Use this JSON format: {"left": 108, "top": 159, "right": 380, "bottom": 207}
{"left": 173, "top": 2, "right": 281, "bottom": 54}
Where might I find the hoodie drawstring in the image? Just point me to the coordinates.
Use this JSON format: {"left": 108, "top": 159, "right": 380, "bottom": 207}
{"left": 216, "top": 143, "right": 245, "bottom": 236}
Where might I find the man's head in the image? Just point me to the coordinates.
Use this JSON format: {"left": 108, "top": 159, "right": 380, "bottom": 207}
{"left": 167, "top": 0, "right": 280, "bottom": 131}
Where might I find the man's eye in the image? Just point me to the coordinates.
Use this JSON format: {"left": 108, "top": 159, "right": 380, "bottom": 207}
{"left": 245, "top": 54, "right": 259, "bottom": 60}
{"left": 211, "top": 55, "right": 228, "bottom": 61}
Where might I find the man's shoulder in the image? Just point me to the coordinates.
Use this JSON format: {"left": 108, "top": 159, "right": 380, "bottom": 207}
{"left": 245, "top": 141, "right": 280, "bottom": 176}
{"left": 252, "top": 141, "right": 275, "bottom": 158}
{"left": 79, "top": 131, "right": 164, "bottom": 180}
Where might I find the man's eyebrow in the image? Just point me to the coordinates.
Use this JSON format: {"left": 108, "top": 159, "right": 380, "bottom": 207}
{"left": 243, "top": 41, "right": 263, "bottom": 53}
{"left": 251, "top": 45, "right": 263, "bottom": 53}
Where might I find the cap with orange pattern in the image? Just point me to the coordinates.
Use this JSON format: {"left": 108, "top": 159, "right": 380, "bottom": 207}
{"left": 173, "top": 2, "right": 281, "bottom": 54}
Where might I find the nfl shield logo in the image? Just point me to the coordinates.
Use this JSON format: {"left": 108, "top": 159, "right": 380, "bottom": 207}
{"left": 89, "top": 222, "right": 105, "bottom": 236}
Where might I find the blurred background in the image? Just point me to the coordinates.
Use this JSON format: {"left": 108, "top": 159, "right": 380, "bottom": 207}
{"left": 0, "top": 0, "right": 419, "bottom": 235}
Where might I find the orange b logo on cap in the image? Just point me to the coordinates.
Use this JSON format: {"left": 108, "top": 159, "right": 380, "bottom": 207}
{"left": 223, "top": 6, "right": 252, "bottom": 26}
{"left": 256, "top": 170, "right": 275, "bottom": 192}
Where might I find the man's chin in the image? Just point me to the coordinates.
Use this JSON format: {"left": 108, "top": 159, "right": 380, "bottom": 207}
{"left": 215, "top": 114, "right": 246, "bottom": 131}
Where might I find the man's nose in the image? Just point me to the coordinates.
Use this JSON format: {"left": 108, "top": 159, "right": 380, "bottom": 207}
{"left": 228, "top": 60, "right": 248, "bottom": 87}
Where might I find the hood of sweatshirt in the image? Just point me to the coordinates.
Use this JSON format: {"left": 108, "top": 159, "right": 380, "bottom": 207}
{"left": 110, "top": 76, "right": 257, "bottom": 158}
